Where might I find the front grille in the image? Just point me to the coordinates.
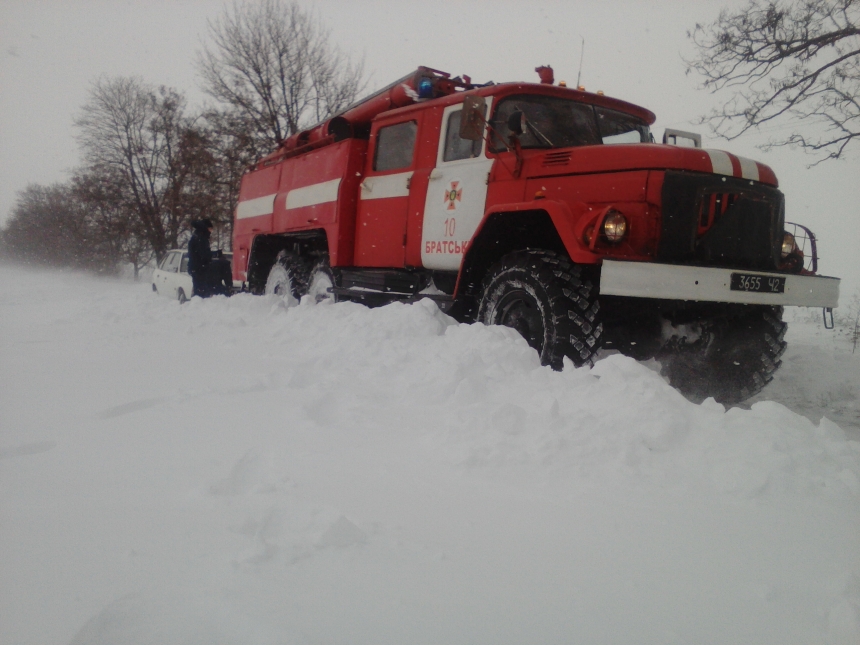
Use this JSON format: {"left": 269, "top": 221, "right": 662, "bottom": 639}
{"left": 658, "top": 171, "right": 784, "bottom": 270}
{"left": 698, "top": 192, "right": 737, "bottom": 231}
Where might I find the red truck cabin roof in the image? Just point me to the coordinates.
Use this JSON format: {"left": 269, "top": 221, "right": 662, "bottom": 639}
{"left": 375, "top": 81, "right": 656, "bottom": 126}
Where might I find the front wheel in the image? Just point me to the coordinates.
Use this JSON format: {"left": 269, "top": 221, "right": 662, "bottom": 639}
{"left": 477, "top": 250, "right": 603, "bottom": 369}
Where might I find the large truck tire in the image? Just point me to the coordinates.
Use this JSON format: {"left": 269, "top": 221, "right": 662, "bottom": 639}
{"left": 478, "top": 250, "right": 603, "bottom": 370}
{"left": 265, "top": 252, "right": 307, "bottom": 303}
{"left": 658, "top": 306, "right": 787, "bottom": 405}
{"left": 306, "top": 259, "right": 337, "bottom": 304}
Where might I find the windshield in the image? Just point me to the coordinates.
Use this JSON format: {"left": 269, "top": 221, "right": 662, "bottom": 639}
{"left": 596, "top": 106, "right": 652, "bottom": 144}
{"left": 489, "top": 95, "right": 651, "bottom": 151}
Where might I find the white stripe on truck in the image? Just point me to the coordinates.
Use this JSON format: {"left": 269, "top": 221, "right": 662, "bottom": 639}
{"left": 359, "top": 171, "right": 413, "bottom": 200}
{"left": 705, "top": 149, "right": 734, "bottom": 177}
{"left": 736, "top": 156, "right": 760, "bottom": 181}
{"left": 235, "top": 193, "right": 276, "bottom": 220}
{"left": 286, "top": 178, "right": 341, "bottom": 209}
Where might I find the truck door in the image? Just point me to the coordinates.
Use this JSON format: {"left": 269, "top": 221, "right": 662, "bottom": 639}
{"left": 421, "top": 101, "right": 495, "bottom": 271}
{"left": 355, "top": 117, "right": 421, "bottom": 267}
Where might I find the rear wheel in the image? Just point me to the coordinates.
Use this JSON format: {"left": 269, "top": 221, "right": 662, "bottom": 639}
{"left": 658, "top": 306, "right": 787, "bottom": 404}
{"left": 477, "top": 250, "right": 603, "bottom": 369}
{"left": 177, "top": 288, "right": 188, "bottom": 304}
{"left": 265, "top": 253, "right": 306, "bottom": 303}
{"left": 306, "top": 260, "right": 336, "bottom": 304}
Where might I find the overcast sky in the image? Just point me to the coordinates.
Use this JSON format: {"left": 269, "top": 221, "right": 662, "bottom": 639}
{"left": 1, "top": 0, "right": 857, "bottom": 296}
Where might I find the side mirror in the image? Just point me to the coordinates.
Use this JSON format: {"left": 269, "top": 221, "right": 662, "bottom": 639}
{"left": 507, "top": 110, "right": 526, "bottom": 136}
{"left": 459, "top": 95, "right": 487, "bottom": 141}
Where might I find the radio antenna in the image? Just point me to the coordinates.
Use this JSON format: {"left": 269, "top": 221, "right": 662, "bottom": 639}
{"left": 575, "top": 36, "right": 585, "bottom": 88}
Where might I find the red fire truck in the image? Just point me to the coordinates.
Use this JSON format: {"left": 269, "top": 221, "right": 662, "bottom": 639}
{"left": 232, "top": 66, "right": 840, "bottom": 404}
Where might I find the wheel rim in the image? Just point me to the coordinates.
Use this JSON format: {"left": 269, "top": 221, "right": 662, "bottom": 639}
{"left": 495, "top": 289, "right": 545, "bottom": 352}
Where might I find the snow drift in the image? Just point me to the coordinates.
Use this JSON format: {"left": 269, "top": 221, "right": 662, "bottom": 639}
{"left": 1, "top": 265, "right": 858, "bottom": 645}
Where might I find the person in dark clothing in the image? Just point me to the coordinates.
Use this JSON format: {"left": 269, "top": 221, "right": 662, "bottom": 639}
{"left": 188, "top": 219, "right": 213, "bottom": 297}
{"left": 188, "top": 219, "right": 232, "bottom": 298}
{"left": 208, "top": 252, "right": 233, "bottom": 296}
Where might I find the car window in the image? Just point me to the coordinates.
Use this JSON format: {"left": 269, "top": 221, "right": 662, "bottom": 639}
{"left": 159, "top": 254, "right": 173, "bottom": 271}
{"left": 373, "top": 121, "right": 417, "bottom": 172}
{"left": 164, "top": 252, "right": 179, "bottom": 273}
{"left": 180, "top": 254, "right": 189, "bottom": 274}
{"left": 443, "top": 109, "right": 483, "bottom": 162}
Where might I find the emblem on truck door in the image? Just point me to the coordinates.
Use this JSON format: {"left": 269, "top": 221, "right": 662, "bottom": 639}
{"left": 444, "top": 181, "right": 462, "bottom": 210}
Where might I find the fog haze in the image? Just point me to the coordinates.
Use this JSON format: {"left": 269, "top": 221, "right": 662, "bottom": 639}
{"left": 1, "top": 0, "right": 857, "bottom": 294}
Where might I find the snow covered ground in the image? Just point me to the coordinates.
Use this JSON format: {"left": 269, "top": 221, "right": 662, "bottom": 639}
{"left": 1, "top": 264, "right": 858, "bottom": 645}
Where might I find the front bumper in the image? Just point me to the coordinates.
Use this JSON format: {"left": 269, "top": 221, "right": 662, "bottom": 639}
{"left": 600, "top": 260, "right": 840, "bottom": 308}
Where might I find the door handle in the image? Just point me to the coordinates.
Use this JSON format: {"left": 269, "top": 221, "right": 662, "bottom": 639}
{"left": 429, "top": 168, "right": 442, "bottom": 180}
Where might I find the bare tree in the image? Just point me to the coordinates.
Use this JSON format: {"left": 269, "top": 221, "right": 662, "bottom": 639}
{"left": 197, "top": 0, "right": 366, "bottom": 158}
{"left": 1, "top": 183, "right": 115, "bottom": 273}
{"left": 687, "top": 0, "right": 860, "bottom": 162}
{"left": 74, "top": 77, "right": 210, "bottom": 261}
{"left": 70, "top": 169, "right": 153, "bottom": 279}
{"left": 195, "top": 109, "right": 257, "bottom": 246}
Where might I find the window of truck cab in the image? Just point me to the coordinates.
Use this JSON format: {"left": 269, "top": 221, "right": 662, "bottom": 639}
{"left": 595, "top": 106, "right": 652, "bottom": 144}
{"left": 443, "top": 108, "right": 484, "bottom": 162}
{"left": 488, "top": 95, "right": 650, "bottom": 151}
{"left": 373, "top": 120, "right": 418, "bottom": 172}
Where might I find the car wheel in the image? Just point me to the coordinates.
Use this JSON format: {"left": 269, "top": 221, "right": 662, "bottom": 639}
{"left": 177, "top": 288, "right": 188, "bottom": 304}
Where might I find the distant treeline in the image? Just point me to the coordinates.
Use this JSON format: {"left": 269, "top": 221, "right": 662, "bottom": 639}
{"left": 0, "top": 0, "right": 364, "bottom": 278}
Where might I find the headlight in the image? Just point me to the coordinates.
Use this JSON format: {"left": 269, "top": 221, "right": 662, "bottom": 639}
{"left": 781, "top": 232, "right": 798, "bottom": 258}
{"left": 602, "top": 211, "right": 628, "bottom": 243}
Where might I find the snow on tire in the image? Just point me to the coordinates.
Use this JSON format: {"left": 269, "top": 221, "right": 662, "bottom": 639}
{"left": 478, "top": 250, "right": 603, "bottom": 369}
{"left": 265, "top": 253, "right": 307, "bottom": 305}
{"left": 305, "top": 259, "right": 336, "bottom": 305}
{"left": 658, "top": 306, "right": 788, "bottom": 405}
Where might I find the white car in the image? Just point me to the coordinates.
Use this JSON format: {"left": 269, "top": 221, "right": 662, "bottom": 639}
{"left": 152, "top": 249, "right": 194, "bottom": 303}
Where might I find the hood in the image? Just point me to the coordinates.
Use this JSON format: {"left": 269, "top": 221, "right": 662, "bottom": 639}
{"left": 526, "top": 144, "right": 778, "bottom": 187}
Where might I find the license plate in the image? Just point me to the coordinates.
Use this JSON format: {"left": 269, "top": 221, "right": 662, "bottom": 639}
{"left": 730, "top": 272, "right": 785, "bottom": 294}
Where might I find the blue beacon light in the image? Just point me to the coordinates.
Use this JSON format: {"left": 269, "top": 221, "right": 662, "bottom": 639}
{"left": 418, "top": 77, "right": 434, "bottom": 99}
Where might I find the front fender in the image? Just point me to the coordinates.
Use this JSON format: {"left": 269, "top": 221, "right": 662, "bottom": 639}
{"left": 475, "top": 200, "right": 599, "bottom": 265}
{"left": 454, "top": 199, "right": 600, "bottom": 299}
